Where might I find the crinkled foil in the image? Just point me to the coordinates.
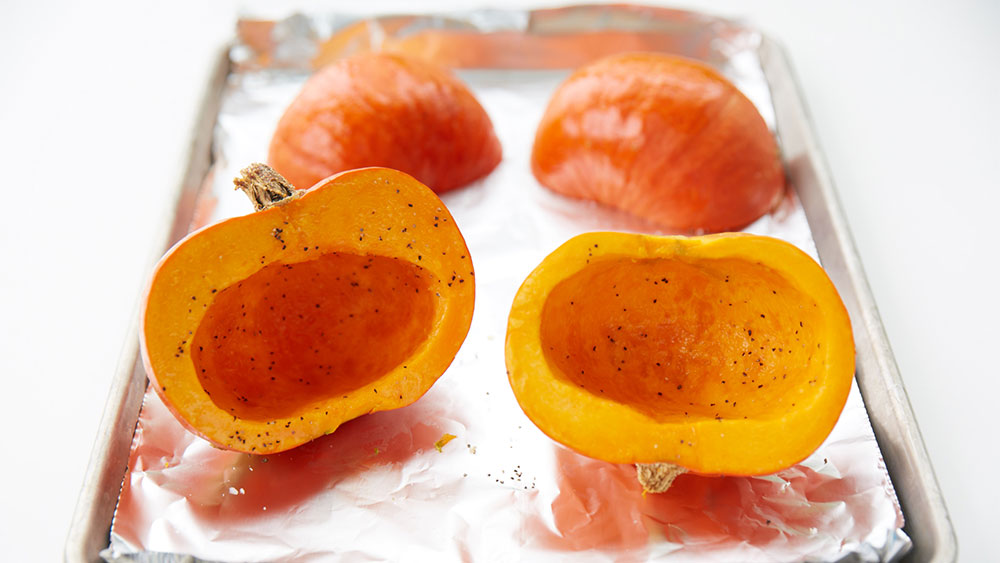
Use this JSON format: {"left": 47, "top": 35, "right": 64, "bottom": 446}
{"left": 104, "top": 6, "right": 911, "bottom": 562}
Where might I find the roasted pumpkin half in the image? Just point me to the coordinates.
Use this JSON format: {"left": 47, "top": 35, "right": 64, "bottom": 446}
{"left": 141, "top": 165, "right": 475, "bottom": 454}
{"left": 269, "top": 52, "right": 502, "bottom": 194}
{"left": 505, "top": 232, "right": 854, "bottom": 479}
{"left": 532, "top": 53, "right": 784, "bottom": 233}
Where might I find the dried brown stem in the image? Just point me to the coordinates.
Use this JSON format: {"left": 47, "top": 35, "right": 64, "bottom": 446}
{"left": 636, "top": 463, "right": 687, "bottom": 493}
{"left": 234, "top": 163, "right": 302, "bottom": 211}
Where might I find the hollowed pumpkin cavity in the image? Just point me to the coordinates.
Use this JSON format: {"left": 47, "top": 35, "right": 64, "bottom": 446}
{"left": 540, "top": 257, "right": 822, "bottom": 424}
{"left": 142, "top": 165, "right": 474, "bottom": 454}
{"left": 506, "top": 232, "right": 854, "bottom": 476}
{"left": 192, "top": 253, "right": 436, "bottom": 421}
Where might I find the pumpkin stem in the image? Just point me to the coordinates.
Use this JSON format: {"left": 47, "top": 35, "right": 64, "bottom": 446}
{"left": 234, "top": 163, "right": 302, "bottom": 211}
{"left": 636, "top": 462, "right": 687, "bottom": 493}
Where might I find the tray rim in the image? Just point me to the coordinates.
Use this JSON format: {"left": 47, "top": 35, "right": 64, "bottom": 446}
{"left": 63, "top": 47, "right": 233, "bottom": 563}
{"left": 64, "top": 6, "right": 957, "bottom": 562}
{"left": 756, "top": 36, "right": 957, "bottom": 562}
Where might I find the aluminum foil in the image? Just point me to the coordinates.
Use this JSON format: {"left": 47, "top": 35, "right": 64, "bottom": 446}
{"left": 105, "top": 6, "right": 910, "bottom": 562}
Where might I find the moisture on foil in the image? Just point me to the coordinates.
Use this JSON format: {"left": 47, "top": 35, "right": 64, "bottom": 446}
{"left": 105, "top": 7, "right": 909, "bottom": 562}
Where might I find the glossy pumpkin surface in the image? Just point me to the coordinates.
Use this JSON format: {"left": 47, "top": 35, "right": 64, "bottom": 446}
{"left": 269, "top": 52, "right": 501, "bottom": 194}
{"left": 506, "top": 232, "right": 854, "bottom": 475}
{"left": 532, "top": 53, "right": 784, "bottom": 233}
{"left": 142, "top": 166, "right": 475, "bottom": 454}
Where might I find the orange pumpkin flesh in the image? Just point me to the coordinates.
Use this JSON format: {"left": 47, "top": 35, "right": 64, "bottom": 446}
{"left": 506, "top": 232, "right": 854, "bottom": 476}
{"left": 190, "top": 253, "right": 436, "bottom": 421}
{"left": 268, "top": 52, "right": 502, "bottom": 194}
{"left": 531, "top": 53, "right": 784, "bottom": 233}
{"left": 142, "top": 166, "right": 474, "bottom": 454}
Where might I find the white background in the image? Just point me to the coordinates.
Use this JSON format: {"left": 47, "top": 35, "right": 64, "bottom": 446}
{"left": 1, "top": 0, "right": 997, "bottom": 561}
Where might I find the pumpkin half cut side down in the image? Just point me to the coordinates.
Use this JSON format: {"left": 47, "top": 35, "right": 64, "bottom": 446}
{"left": 141, "top": 164, "right": 475, "bottom": 454}
{"left": 531, "top": 53, "right": 785, "bottom": 234}
{"left": 269, "top": 52, "right": 502, "bottom": 195}
{"left": 505, "top": 232, "right": 854, "bottom": 491}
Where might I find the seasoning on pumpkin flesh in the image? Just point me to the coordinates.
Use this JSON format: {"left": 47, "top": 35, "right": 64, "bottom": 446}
{"left": 141, "top": 164, "right": 475, "bottom": 454}
{"left": 505, "top": 232, "right": 855, "bottom": 492}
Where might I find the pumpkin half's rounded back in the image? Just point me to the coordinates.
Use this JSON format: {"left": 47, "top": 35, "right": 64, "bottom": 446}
{"left": 505, "top": 232, "right": 854, "bottom": 476}
{"left": 531, "top": 53, "right": 784, "bottom": 233}
{"left": 141, "top": 166, "right": 475, "bottom": 454}
{"left": 268, "top": 52, "right": 502, "bottom": 194}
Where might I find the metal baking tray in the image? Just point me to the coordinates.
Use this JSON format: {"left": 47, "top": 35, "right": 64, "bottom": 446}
{"left": 65, "top": 5, "right": 957, "bottom": 562}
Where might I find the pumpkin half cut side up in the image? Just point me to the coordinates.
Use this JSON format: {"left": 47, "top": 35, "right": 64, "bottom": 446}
{"left": 141, "top": 164, "right": 475, "bottom": 454}
{"left": 505, "top": 232, "right": 854, "bottom": 492}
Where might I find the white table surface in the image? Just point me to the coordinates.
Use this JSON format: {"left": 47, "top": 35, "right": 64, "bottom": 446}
{"left": 1, "top": 1, "right": 997, "bottom": 561}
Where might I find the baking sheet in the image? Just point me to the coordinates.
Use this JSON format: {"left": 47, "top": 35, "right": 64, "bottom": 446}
{"left": 100, "top": 6, "right": 912, "bottom": 562}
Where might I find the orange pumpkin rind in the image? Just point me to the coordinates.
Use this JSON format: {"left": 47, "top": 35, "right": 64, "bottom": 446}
{"left": 531, "top": 53, "right": 785, "bottom": 233}
{"left": 269, "top": 52, "right": 502, "bottom": 195}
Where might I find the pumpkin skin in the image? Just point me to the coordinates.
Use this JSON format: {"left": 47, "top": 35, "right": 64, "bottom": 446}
{"left": 505, "top": 232, "right": 854, "bottom": 476}
{"left": 531, "top": 53, "right": 784, "bottom": 233}
{"left": 268, "top": 52, "right": 502, "bottom": 194}
{"left": 141, "top": 166, "right": 475, "bottom": 454}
